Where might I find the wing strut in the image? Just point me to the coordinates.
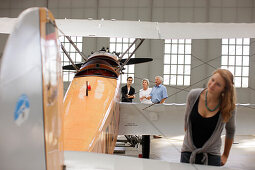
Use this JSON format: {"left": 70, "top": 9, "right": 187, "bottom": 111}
{"left": 60, "top": 43, "right": 79, "bottom": 71}
{"left": 118, "top": 38, "right": 144, "bottom": 72}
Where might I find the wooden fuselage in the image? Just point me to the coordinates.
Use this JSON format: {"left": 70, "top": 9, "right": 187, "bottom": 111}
{"left": 64, "top": 54, "right": 120, "bottom": 154}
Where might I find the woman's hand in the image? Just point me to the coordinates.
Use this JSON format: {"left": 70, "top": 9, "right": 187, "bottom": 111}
{"left": 221, "top": 154, "right": 228, "bottom": 166}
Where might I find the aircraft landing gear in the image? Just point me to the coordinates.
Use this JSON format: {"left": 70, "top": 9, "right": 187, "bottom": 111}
{"left": 142, "top": 135, "right": 150, "bottom": 159}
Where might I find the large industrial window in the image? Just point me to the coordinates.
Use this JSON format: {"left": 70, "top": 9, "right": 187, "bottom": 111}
{"left": 221, "top": 38, "right": 250, "bottom": 88}
{"left": 59, "top": 36, "right": 83, "bottom": 82}
{"left": 110, "top": 38, "right": 135, "bottom": 84}
{"left": 163, "top": 39, "right": 191, "bottom": 86}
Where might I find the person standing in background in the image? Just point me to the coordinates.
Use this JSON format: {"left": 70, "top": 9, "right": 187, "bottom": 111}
{"left": 121, "top": 77, "right": 135, "bottom": 102}
{"left": 139, "top": 78, "right": 152, "bottom": 104}
{"left": 147, "top": 76, "right": 168, "bottom": 104}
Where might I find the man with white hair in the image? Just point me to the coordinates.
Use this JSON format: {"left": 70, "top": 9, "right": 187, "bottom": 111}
{"left": 147, "top": 76, "right": 168, "bottom": 104}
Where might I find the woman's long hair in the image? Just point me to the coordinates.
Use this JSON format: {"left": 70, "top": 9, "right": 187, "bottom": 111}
{"left": 212, "top": 69, "right": 236, "bottom": 122}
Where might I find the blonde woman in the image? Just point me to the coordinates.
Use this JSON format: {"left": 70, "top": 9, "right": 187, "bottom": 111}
{"left": 181, "top": 69, "right": 236, "bottom": 166}
{"left": 139, "top": 78, "right": 152, "bottom": 104}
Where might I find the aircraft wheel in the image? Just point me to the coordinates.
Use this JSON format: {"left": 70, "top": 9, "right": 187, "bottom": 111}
{"left": 142, "top": 135, "right": 150, "bottom": 158}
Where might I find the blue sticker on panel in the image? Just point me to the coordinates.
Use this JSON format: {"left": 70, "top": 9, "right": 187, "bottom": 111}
{"left": 14, "top": 94, "right": 30, "bottom": 126}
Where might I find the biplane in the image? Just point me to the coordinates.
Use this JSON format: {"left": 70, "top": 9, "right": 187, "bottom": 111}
{"left": 1, "top": 7, "right": 255, "bottom": 170}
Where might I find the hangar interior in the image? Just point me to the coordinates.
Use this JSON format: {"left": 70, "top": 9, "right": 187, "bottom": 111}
{"left": 0, "top": 0, "right": 255, "bottom": 170}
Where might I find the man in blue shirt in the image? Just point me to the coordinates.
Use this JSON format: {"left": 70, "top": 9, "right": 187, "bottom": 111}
{"left": 147, "top": 76, "right": 168, "bottom": 104}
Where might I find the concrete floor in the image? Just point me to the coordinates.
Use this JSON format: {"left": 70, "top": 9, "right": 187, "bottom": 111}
{"left": 115, "top": 135, "right": 255, "bottom": 170}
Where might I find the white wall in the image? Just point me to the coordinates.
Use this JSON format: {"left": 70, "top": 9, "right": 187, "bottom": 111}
{"left": 1, "top": 0, "right": 255, "bottom": 103}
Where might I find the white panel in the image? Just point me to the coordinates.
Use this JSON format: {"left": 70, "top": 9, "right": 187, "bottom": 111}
{"left": 222, "top": 8, "right": 237, "bottom": 22}
{"left": 222, "top": 0, "right": 237, "bottom": 7}
{"left": 194, "top": 0, "right": 207, "bottom": 7}
{"left": 209, "top": 0, "right": 222, "bottom": 7}
{"left": 194, "top": 8, "right": 207, "bottom": 22}
{"left": 22, "top": 0, "right": 35, "bottom": 8}
{"left": 124, "top": 8, "right": 138, "bottom": 20}
{"left": 152, "top": 8, "right": 164, "bottom": 22}
{"left": 58, "top": 8, "right": 71, "bottom": 19}
{"left": 165, "top": 0, "right": 179, "bottom": 7}
{"left": 71, "top": 9, "right": 84, "bottom": 19}
{"left": 180, "top": 8, "right": 193, "bottom": 22}
{"left": 71, "top": 0, "right": 85, "bottom": 8}
{"left": 110, "top": 0, "right": 124, "bottom": 7}
{"left": 138, "top": 8, "right": 150, "bottom": 21}
{"left": 237, "top": 0, "right": 252, "bottom": 7}
{"left": 1, "top": 0, "right": 10, "bottom": 8}
{"left": 237, "top": 8, "right": 252, "bottom": 23}
{"left": 209, "top": 8, "right": 222, "bottom": 22}
{"left": 180, "top": 0, "right": 194, "bottom": 7}
{"left": 110, "top": 8, "right": 124, "bottom": 20}
{"left": 124, "top": 0, "right": 137, "bottom": 7}
{"left": 59, "top": 0, "right": 71, "bottom": 8}
{"left": 164, "top": 8, "right": 178, "bottom": 22}
{"left": 99, "top": 0, "right": 110, "bottom": 7}
{"left": 152, "top": 0, "right": 164, "bottom": 7}
{"left": 48, "top": 0, "right": 58, "bottom": 8}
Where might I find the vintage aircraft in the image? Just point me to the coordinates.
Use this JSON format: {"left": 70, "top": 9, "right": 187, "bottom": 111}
{"left": 1, "top": 7, "right": 255, "bottom": 170}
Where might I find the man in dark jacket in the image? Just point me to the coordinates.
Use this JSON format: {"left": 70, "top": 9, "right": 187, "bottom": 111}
{"left": 121, "top": 77, "right": 135, "bottom": 102}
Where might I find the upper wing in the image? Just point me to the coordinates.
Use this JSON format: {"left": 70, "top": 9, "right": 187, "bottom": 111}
{"left": 1, "top": 17, "right": 255, "bottom": 39}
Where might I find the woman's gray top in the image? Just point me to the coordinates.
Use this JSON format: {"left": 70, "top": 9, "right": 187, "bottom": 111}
{"left": 181, "top": 88, "right": 236, "bottom": 165}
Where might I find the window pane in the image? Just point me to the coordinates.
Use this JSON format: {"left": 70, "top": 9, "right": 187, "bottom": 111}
{"left": 165, "top": 44, "right": 171, "bottom": 53}
{"left": 235, "top": 56, "right": 242, "bottom": 66}
{"left": 164, "top": 65, "right": 170, "bottom": 74}
{"left": 184, "top": 76, "right": 190, "bottom": 86}
{"left": 117, "top": 38, "right": 122, "bottom": 43}
{"left": 110, "top": 43, "right": 115, "bottom": 51}
{"left": 165, "top": 39, "right": 171, "bottom": 43}
{"left": 177, "top": 76, "right": 183, "bottom": 85}
{"left": 236, "top": 38, "right": 242, "bottom": 45}
{"left": 221, "top": 55, "right": 228, "bottom": 65}
{"left": 164, "top": 55, "right": 170, "bottom": 64}
{"left": 178, "top": 65, "right": 184, "bottom": 74}
{"left": 171, "top": 55, "right": 177, "bottom": 64}
{"left": 243, "top": 46, "right": 249, "bottom": 55}
{"left": 76, "top": 56, "right": 82, "bottom": 62}
{"left": 234, "top": 77, "right": 241, "bottom": 87}
{"left": 122, "top": 74, "right": 127, "bottom": 84}
{"left": 229, "top": 38, "right": 235, "bottom": 44}
{"left": 123, "top": 38, "right": 129, "bottom": 43}
{"left": 186, "top": 39, "right": 191, "bottom": 44}
{"left": 170, "top": 75, "right": 176, "bottom": 85}
{"left": 110, "top": 38, "right": 116, "bottom": 43}
{"left": 228, "top": 66, "right": 235, "bottom": 75}
{"left": 164, "top": 75, "right": 170, "bottom": 85}
{"left": 229, "top": 56, "right": 235, "bottom": 65}
{"left": 184, "top": 65, "right": 191, "bottom": 75}
{"left": 178, "top": 44, "right": 184, "bottom": 54}
{"left": 242, "top": 67, "right": 249, "bottom": 76}
{"left": 235, "top": 67, "right": 241, "bottom": 76}
{"left": 243, "top": 38, "right": 250, "bottom": 45}
{"left": 236, "top": 46, "right": 242, "bottom": 55}
{"left": 116, "top": 44, "right": 122, "bottom": 52}
{"left": 185, "top": 44, "right": 191, "bottom": 54}
{"left": 222, "top": 45, "right": 228, "bottom": 55}
{"left": 178, "top": 55, "right": 184, "bottom": 64}
{"left": 123, "top": 44, "right": 128, "bottom": 52}
{"left": 222, "top": 39, "right": 228, "bottom": 44}
{"left": 242, "top": 77, "right": 248, "bottom": 88}
{"left": 185, "top": 55, "right": 191, "bottom": 64}
{"left": 229, "top": 45, "right": 235, "bottom": 55}
{"left": 171, "top": 65, "right": 177, "bottom": 74}
{"left": 243, "top": 56, "right": 249, "bottom": 66}
{"left": 172, "top": 39, "right": 178, "bottom": 43}
{"left": 179, "top": 39, "right": 184, "bottom": 43}
{"left": 128, "top": 65, "right": 134, "bottom": 73}
{"left": 172, "top": 44, "right": 177, "bottom": 53}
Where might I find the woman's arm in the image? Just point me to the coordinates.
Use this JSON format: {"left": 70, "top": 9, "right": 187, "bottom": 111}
{"left": 221, "top": 137, "right": 233, "bottom": 166}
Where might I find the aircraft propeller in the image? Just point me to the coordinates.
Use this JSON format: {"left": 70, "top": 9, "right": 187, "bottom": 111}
{"left": 62, "top": 58, "right": 153, "bottom": 70}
